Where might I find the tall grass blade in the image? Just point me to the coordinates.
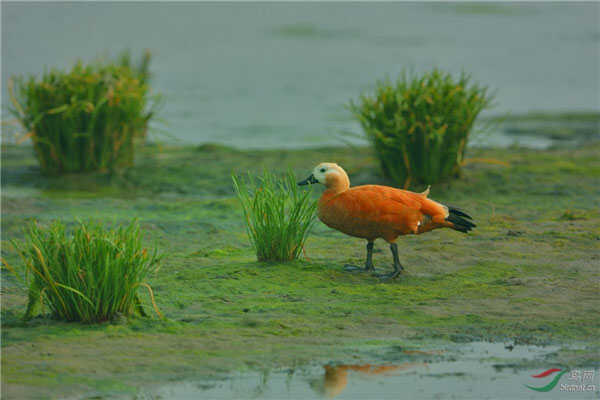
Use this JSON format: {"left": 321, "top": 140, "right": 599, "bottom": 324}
{"left": 233, "top": 171, "right": 317, "bottom": 262}
{"left": 10, "top": 219, "right": 163, "bottom": 323}
{"left": 349, "top": 69, "right": 493, "bottom": 187}
{"left": 8, "top": 51, "right": 161, "bottom": 175}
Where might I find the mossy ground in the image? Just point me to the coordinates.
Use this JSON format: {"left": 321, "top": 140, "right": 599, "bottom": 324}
{"left": 1, "top": 139, "right": 599, "bottom": 399}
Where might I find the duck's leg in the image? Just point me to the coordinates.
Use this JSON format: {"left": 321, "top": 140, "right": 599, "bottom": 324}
{"left": 344, "top": 241, "right": 375, "bottom": 272}
{"left": 376, "top": 243, "right": 404, "bottom": 280}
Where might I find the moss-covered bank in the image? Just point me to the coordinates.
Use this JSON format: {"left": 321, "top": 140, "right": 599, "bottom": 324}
{"left": 2, "top": 141, "right": 599, "bottom": 399}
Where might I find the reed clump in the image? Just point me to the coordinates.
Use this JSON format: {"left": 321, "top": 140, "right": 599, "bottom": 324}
{"left": 9, "top": 219, "right": 162, "bottom": 323}
{"left": 349, "top": 69, "right": 493, "bottom": 187}
{"left": 232, "top": 171, "right": 317, "bottom": 262}
{"left": 8, "top": 50, "right": 160, "bottom": 175}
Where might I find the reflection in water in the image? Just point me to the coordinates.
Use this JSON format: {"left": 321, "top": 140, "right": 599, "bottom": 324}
{"left": 145, "top": 343, "right": 572, "bottom": 399}
{"left": 313, "top": 362, "right": 426, "bottom": 398}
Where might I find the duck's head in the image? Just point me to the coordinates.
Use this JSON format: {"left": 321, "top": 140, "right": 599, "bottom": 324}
{"left": 298, "top": 163, "right": 350, "bottom": 192}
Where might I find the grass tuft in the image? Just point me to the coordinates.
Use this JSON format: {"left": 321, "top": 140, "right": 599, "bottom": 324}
{"left": 232, "top": 171, "right": 317, "bottom": 262}
{"left": 8, "top": 219, "right": 162, "bottom": 323}
{"left": 349, "top": 69, "right": 493, "bottom": 188}
{"left": 8, "top": 50, "right": 160, "bottom": 175}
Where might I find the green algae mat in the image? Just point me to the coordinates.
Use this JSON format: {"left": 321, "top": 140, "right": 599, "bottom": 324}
{"left": 1, "top": 143, "right": 599, "bottom": 399}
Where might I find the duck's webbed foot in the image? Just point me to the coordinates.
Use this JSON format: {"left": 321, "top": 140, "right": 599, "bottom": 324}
{"left": 343, "top": 241, "right": 375, "bottom": 273}
{"left": 375, "top": 270, "right": 402, "bottom": 280}
{"left": 375, "top": 243, "right": 404, "bottom": 281}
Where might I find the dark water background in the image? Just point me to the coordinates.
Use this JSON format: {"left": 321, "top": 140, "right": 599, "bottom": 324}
{"left": 2, "top": 2, "right": 599, "bottom": 148}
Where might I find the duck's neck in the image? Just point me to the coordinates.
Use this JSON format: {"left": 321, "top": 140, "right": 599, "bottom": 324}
{"left": 323, "top": 174, "right": 350, "bottom": 197}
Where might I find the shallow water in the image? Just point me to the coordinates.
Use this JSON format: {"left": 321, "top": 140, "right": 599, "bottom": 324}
{"left": 2, "top": 3, "right": 599, "bottom": 148}
{"left": 141, "top": 342, "right": 598, "bottom": 399}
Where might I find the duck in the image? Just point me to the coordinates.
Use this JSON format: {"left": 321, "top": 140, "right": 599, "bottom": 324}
{"left": 298, "top": 163, "right": 475, "bottom": 279}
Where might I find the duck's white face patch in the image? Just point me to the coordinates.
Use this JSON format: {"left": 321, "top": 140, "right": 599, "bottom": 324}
{"left": 313, "top": 163, "right": 339, "bottom": 184}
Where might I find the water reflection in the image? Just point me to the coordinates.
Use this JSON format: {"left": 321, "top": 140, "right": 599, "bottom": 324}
{"left": 145, "top": 342, "right": 577, "bottom": 399}
{"left": 312, "top": 362, "right": 426, "bottom": 398}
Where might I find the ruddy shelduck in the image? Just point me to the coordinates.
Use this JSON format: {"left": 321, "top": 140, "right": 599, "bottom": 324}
{"left": 298, "top": 163, "right": 475, "bottom": 279}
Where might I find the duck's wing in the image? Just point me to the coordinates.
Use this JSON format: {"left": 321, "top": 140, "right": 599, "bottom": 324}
{"left": 326, "top": 186, "right": 423, "bottom": 236}
{"left": 372, "top": 186, "right": 449, "bottom": 220}
{"left": 346, "top": 185, "right": 451, "bottom": 232}
{"left": 337, "top": 185, "right": 421, "bottom": 215}
{"left": 350, "top": 185, "right": 424, "bottom": 210}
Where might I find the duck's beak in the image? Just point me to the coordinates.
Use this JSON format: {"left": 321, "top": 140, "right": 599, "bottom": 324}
{"left": 298, "top": 174, "right": 318, "bottom": 186}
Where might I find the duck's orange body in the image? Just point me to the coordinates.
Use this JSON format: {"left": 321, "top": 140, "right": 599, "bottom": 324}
{"left": 299, "top": 162, "right": 475, "bottom": 279}
{"left": 319, "top": 184, "right": 451, "bottom": 243}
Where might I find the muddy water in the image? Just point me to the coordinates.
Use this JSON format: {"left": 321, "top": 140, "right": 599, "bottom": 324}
{"left": 142, "top": 342, "right": 598, "bottom": 399}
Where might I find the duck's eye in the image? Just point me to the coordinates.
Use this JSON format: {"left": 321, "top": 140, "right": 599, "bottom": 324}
{"left": 320, "top": 168, "right": 326, "bottom": 173}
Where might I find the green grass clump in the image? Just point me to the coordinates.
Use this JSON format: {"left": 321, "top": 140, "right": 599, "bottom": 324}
{"left": 232, "top": 171, "right": 317, "bottom": 262}
{"left": 349, "top": 69, "right": 493, "bottom": 188}
{"left": 9, "top": 220, "right": 162, "bottom": 323}
{"left": 8, "top": 50, "right": 160, "bottom": 175}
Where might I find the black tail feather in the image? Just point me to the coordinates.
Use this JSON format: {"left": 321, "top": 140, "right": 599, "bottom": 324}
{"left": 446, "top": 208, "right": 476, "bottom": 233}
{"left": 447, "top": 206, "right": 473, "bottom": 220}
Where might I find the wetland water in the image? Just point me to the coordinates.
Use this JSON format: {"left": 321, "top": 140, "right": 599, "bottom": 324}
{"left": 141, "top": 342, "right": 597, "bottom": 399}
{"left": 2, "top": 2, "right": 599, "bottom": 148}
{"left": 2, "top": 5, "right": 599, "bottom": 399}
